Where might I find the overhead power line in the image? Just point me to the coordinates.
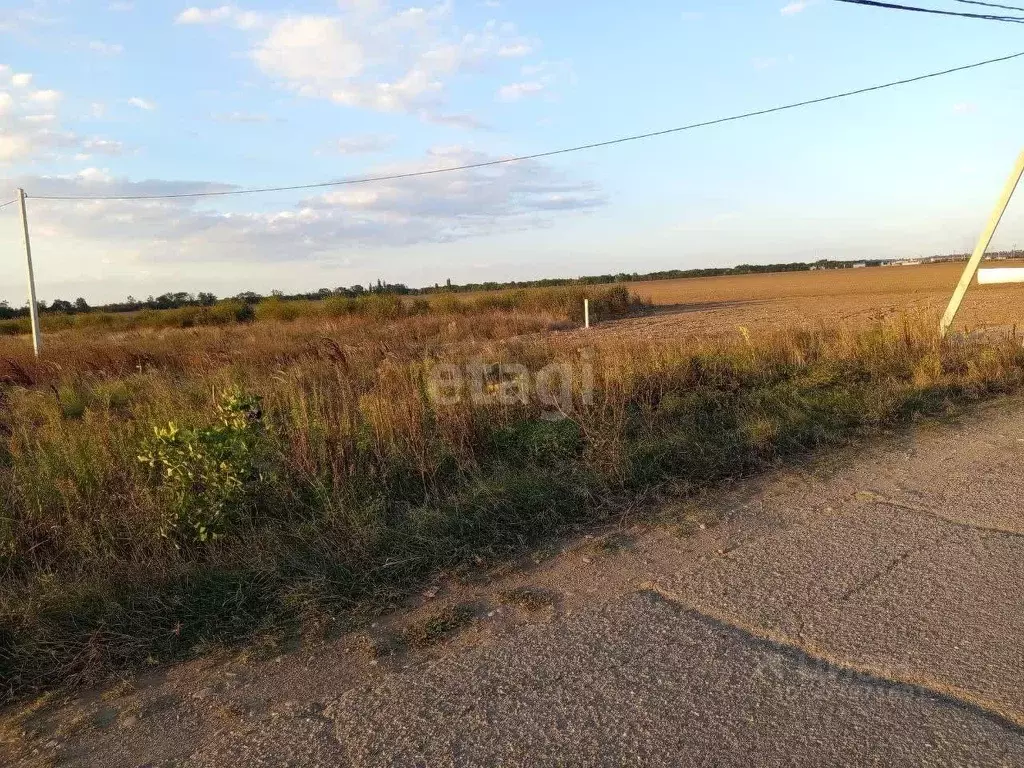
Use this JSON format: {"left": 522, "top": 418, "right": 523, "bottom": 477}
{"left": 956, "top": 0, "right": 1024, "bottom": 13}
{"left": 30, "top": 49, "right": 1024, "bottom": 204}
{"left": 834, "top": 0, "right": 1024, "bottom": 22}
{"left": 0, "top": 199, "right": 18, "bottom": 211}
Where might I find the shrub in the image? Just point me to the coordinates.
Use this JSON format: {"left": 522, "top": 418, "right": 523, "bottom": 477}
{"left": 488, "top": 418, "right": 584, "bottom": 465}
{"left": 361, "top": 293, "right": 404, "bottom": 320}
{"left": 255, "top": 297, "right": 303, "bottom": 323}
{"left": 138, "top": 389, "right": 269, "bottom": 544}
{"left": 205, "top": 299, "right": 254, "bottom": 325}
{"left": 323, "top": 296, "right": 355, "bottom": 317}
{"left": 0, "top": 319, "right": 29, "bottom": 336}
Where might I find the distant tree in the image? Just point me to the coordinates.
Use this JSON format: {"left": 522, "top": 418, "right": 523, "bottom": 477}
{"left": 350, "top": 284, "right": 365, "bottom": 295}
{"left": 271, "top": 289, "right": 285, "bottom": 298}
{"left": 74, "top": 297, "right": 91, "bottom": 313}
{"left": 50, "top": 299, "right": 75, "bottom": 313}
{"left": 197, "top": 292, "right": 217, "bottom": 306}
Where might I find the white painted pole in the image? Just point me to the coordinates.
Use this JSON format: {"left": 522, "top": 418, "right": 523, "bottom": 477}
{"left": 17, "top": 189, "right": 42, "bottom": 356}
{"left": 584, "top": 298, "right": 590, "bottom": 329}
{"left": 940, "top": 150, "right": 1024, "bottom": 337}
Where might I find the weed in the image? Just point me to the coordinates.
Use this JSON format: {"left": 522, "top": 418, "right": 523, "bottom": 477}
{"left": 137, "top": 389, "right": 269, "bottom": 544}
{"left": 353, "top": 633, "right": 406, "bottom": 660}
{"left": 401, "top": 604, "right": 476, "bottom": 648}
{"left": 497, "top": 586, "right": 556, "bottom": 612}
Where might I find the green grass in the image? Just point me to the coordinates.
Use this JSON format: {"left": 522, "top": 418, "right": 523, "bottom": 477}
{"left": 1, "top": 312, "right": 1023, "bottom": 701}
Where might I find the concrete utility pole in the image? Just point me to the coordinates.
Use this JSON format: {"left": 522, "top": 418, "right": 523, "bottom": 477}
{"left": 940, "top": 150, "right": 1024, "bottom": 337}
{"left": 17, "top": 188, "right": 42, "bottom": 356}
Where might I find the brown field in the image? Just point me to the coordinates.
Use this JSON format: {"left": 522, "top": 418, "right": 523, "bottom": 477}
{"left": 586, "top": 262, "right": 1024, "bottom": 339}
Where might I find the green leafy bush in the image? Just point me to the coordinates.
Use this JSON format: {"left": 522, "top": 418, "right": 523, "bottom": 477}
{"left": 138, "top": 389, "right": 269, "bottom": 544}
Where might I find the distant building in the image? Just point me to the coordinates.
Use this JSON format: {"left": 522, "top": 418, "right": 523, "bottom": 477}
{"left": 851, "top": 262, "right": 867, "bottom": 269}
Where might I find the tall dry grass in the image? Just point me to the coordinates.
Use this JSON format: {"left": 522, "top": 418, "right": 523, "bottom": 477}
{"left": 1, "top": 298, "right": 1022, "bottom": 701}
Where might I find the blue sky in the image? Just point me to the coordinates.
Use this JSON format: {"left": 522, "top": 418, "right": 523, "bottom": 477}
{"left": 2, "top": 0, "right": 1024, "bottom": 304}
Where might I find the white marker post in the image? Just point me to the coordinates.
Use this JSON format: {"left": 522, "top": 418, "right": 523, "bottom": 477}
{"left": 17, "top": 188, "right": 42, "bottom": 356}
{"left": 978, "top": 268, "right": 1024, "bottom": 285}
{"left": 584, "top": 298, "right": 590, "bottom": 329}
{"left": 940, "top": 150, "right": 1024, "bottom": 337}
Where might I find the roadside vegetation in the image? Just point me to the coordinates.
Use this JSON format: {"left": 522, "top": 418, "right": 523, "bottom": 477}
{"left": 1, "top": 283, "right": 1021, "bottom": 701}
{"left": 0, "top": 283, "right": 639, "bottom": 336}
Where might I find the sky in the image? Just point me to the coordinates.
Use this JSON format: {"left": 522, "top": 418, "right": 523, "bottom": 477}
{"left": 2, "top": 0, "right": 1024, "bottom": 304}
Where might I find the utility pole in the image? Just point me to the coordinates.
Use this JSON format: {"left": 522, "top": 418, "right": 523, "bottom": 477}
{"left": 17, "top": 188, "right": 42, "bottom": 356}
{"left": 939, "top": 150, "right": 1024, "bottom": 337}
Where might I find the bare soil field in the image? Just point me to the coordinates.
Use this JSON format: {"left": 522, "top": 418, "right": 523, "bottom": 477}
{"left": 591, "top": 262, "right": 1024, "bottom": 340}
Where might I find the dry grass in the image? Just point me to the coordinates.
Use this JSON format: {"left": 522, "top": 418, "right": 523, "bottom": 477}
{"left": 622, "top": 262, "right": 1024, "bottom": 338}
{"left": 1, "top": 276, "right": 1024, "bottom": 702}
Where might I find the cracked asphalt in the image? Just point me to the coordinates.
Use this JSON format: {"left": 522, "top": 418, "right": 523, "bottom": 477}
{"left": 5, "top": 398, "right": 1024, "bottom": 767}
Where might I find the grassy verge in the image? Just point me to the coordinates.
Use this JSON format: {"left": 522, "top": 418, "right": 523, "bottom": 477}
{"left": 1, "top": 310, "right": 1022, "bottom": 701}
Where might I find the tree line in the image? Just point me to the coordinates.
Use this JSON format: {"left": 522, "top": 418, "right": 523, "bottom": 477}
{"left": 0, "top": 257, "right": 936, "bottom": 319}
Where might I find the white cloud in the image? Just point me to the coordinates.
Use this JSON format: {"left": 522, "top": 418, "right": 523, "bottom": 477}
{"left": 497, "top": 81, "right": 544, "bottom": 101}
{"left": 3, "top": 148, "right": 604, "bottom": 263}
{"left": 332, "top": 134, "right": 395, "bottom": 155}
{"left": 211, "top": 110, "right": 270, "bottom": 123}
{"left": 953, "top": 102, "right": 978, "bottom": 115}
{"left": 127, "top": 97, "right": 156, "bottom": 111}
{"left": 176, "top": 5, "right": 265, "bottom": 30}
{"left": 108, "top": 1, "right": 134, "bottom": 10}
{"left": 252, "top": 16, "right": 365, "bottom": 89}
{"left": 28, "top": 89, "right": 61, "bottom": 106}
{"left": 81, "top": 138, "right": 126, "bottom": 155}
{"left": 421, "top": 111, "right": 487, "bottom": 130}
{"left": 0, "top": 135, "right": 33, "bottom": 163}
{"left": 182, "top": 1, "right": 539, "bottom": 124}
{"left": 0, "top": 6, "right": 58, "bottom": 34}
{"left": 498, "top": 42, "right": 532, "bottom": 58}
{"left": 89, "top": 40, "right": 124, "bottom": 56}
{"left": 11, "top": 73, "right": 32, "bottom": 88}
{"left": 780, "top": 1, "right": 812, "bottom": 15}
{"left": 0, "top": 73, "right": 122, "bottom": 165}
